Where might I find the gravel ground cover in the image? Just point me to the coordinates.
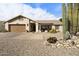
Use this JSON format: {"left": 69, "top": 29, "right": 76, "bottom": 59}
{"left": 0, "top": 32, "right": 79, "bottom": 56}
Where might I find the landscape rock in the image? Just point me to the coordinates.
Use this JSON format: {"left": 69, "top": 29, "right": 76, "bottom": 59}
{"left": 63, "top": 44, "right": 70, "bottom": 48}
{"left": 76, "top": 44, "right": 79, "bottom": 48}
{"left": 74, "top": 39, "right": 79, "bottom": 44}
{"left": 67, "top": 40, "right": 74, "bottom": 45}
{"left": 47, "top": 37, "right": 58, "bottom": 44}
{"left": 70, "top": 41, "right": 75, "bottom": 45}
{"left": 56, "top": 43, "right": 63, "bottom": 48}
{"left": 51, "top": 44, "right": 57, "bottom": 48}
{"left": 71, "top": 35, "right": 78, "bottom": 40}
{"left": 45, "top": 36, "right": 79, "bottom": 48}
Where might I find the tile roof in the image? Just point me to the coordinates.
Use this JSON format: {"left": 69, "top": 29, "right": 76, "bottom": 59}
{"left": 36, "top": 20, "right": 62, "bottom": 25}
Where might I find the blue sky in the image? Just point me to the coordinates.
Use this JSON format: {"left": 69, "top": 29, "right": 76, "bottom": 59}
{"left": 0, "top": 3, "right": 62, "bottom": 21}
{"left": 25, "top": 3, "right": 62, "bottom": 17}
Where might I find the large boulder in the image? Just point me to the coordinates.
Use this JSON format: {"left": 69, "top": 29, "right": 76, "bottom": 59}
{"left": 47, "top": 37, "right": 58, "bottom": 44}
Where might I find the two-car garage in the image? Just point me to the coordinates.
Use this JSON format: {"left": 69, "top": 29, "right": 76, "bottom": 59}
{"left": 5, "top": 15, "right": 31, "bottom": 32}
{"left": 9, "top": 24, "right": 26, "bottom": 32}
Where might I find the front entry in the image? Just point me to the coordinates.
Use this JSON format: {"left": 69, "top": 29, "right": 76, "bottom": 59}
{"left": 41, "top": 24, "right": 52, "bottom": 32}
{"left": 30, "top": 23, "right": 36, "bottom": 32}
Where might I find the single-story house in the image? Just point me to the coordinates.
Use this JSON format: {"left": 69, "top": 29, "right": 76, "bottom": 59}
{"left": 5, "top": 15, "right": 63, "bottom": 32}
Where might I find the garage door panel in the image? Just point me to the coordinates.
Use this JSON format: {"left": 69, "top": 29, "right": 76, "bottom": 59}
{"left": 9, "top": 24, "right": 26, "bottom": 32}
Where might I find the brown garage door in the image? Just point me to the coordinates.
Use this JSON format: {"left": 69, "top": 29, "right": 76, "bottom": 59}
{"left": 9, "top": 24, "right": 26, "bottom": 32}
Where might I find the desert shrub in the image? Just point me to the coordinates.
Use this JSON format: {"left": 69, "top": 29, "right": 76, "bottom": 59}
{"left": 0, "top": 21, "right": 7, "bottom": 32}
{"left": 0, "top": 29, "right": 8, "bottom": 32}
{"left": 47, "top": 37, "right": 58, "bottom": 44}
{"left": 65, "top": 31, "right": 71, "bottom": 40}
{"left": 49, "top": 29, "right": 57, "bottom": 33}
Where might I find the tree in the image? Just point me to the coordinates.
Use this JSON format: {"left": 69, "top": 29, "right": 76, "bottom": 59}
{"left": 59, "top": 18, "right": 62, "bottom": 22}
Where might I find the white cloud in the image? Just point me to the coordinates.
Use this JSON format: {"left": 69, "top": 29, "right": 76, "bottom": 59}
{"left": 0, "top": 3, "right": 58, "bottom": 21}
{"left": 57, "top": 17, "right": 62, "bottom": 20}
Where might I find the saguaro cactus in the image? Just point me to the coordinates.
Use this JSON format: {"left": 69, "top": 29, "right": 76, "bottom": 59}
{"left": 73, "top": 4, "right": 79, "bottom": 34}
{"left": 77, "top": 3, "right": 79, "bottom": 32}
{"left": 62, "top": 3, "right": 68, "bottom": 39}
{"left": 67, "top": 3, "right": 73, "bottom": 34}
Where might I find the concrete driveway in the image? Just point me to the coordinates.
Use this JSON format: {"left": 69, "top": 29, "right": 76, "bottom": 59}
{"left": 0, "top": 32, "right": 79, "bottom": 56}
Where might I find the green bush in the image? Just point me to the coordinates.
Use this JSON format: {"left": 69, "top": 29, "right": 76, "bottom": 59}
{"left": 49, "top": 29, "right": 57, "bottom": 33}
{"left": 0, "top": 29, "right": 8, "bottom": 32}
{"left": 0, "top": 21, "right": 6, "bottom": 32}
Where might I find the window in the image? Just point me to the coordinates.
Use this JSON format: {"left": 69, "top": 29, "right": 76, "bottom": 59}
{"left": 41, "top": 24, "right": 52, "bottom": 32}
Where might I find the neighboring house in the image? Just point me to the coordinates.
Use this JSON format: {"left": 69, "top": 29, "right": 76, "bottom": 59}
{"left": 5, "top": 15, "right": 63, "bottom": 32}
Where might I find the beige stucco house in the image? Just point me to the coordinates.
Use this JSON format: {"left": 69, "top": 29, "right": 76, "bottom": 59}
{"left": 5, "top": 15, "right": 63, "bottom": 32}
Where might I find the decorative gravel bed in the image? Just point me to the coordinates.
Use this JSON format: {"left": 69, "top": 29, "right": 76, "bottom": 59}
{"left": 0, "top": 32, "right": 79, "bottom": 56}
